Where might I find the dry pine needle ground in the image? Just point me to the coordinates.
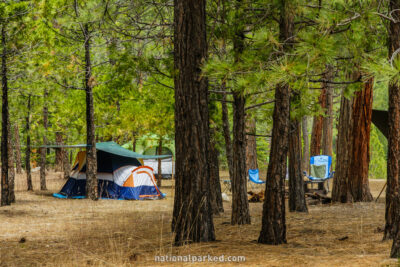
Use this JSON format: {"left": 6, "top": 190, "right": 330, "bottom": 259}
{"left": 0, "top": 171, "right": 397, "bottom": 266}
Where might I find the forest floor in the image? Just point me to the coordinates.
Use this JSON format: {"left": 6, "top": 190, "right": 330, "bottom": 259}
{"left": 0, "top": 171, "right": 396, "bottom": 266}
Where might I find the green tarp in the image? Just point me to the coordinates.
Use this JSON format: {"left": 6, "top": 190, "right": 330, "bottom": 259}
{"left": 42, "top": 141, "right": 171, "bottom": 160}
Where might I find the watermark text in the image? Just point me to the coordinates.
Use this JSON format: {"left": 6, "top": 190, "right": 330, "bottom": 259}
{"left": 154, "top": 254, "right": 246, "bottom": 263}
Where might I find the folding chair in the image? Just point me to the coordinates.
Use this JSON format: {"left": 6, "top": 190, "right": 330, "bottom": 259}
{"left": 248, "top": 169, "right": 265, "bottom": 190}
{"left": 222, "top": 179, "right": 232, "bottom": 193}
{"left": 303, "top": 155, "right": 335, "bottom": 192}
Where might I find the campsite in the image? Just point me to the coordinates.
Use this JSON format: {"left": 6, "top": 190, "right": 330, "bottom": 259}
{"left": 2, "top": 1, "right": 400, "bottom": 266}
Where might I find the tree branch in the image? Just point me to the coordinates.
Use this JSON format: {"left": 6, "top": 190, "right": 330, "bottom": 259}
{"left": 245, "top": 100, "right": 274, "bottom": 110}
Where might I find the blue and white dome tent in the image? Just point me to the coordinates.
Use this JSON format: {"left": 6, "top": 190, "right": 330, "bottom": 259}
{"left": 51, "top": 142, "right": 170, "bottom": 200}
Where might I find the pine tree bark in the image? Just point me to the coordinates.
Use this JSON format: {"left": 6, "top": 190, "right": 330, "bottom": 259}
{"left": 62, "top": 149, "right": 70, "bottom": 179}
{"left": 209, "top": 128, "right": 224, "bottom": 215}
{"left": 231, "top": 91, "right": 251, "bottom": 225}
{"left": 25, "top": 95, "right": 33, "bottom": 191}
{"left": 230, "top": 0, "right": 251, "bottom": 225}
{"left": 348, "top": 78, "right": 373, "bottom": 202}
{"left": 157, "top": 138, "right": 162, "bottom": 187}
{"left": 310, "top": 89, "right": 326, "bottom": 156}
{"left": 132, "top": 132, "right": 137, "bottom": 152}
{"left": 301, "top": 116, "right": 310, "bottom": 173}
{"left": 319, "top": 67, "right": 334, "bottom": 191}
{"left": 245, "top": 116, "right": 258, "bottom": 171}
{"left": 7, "top": 120, "right": 15, "bottom": 203}
{"left": 289, "top": 93, "right": 307, "bottom": 212}
{"left": 332, "top": 92, "right": 353, "bottom": 203}
{"left": 1, "top": 23, "right": 10, "bottom": 206}
{"left": 221, "top": 82, "right": 234, "bottom": 181}
{"left": 258, "top": 0, "right": 292, "bottom": 244}
{"left": 386, "top": 1, "right": 400, "bottom": 244}
{"left": 258, "top": 83, "right": 290, "bottom": 244}
{"left": 40, "top": 89, "right": 48, "bottom": 190}
{"left": 172, "top": 0, "right": 215, "bottom": 245}
{"left": 55, "top": 132, "right": 63, "bottom": 172}
{"left": 14, "top": 124, "right": 22, "bottom": 174}
{"left": 84, "top": 24, "right": 98, "bottom": 200}
{"left": 322, "top": 67, "right": 334, "bottom": 157}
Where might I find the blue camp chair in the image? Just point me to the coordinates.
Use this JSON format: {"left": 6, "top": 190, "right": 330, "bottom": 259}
{"left": 303, "top": 155, "right": 335, "bottom": 192}
{"left": 248, "top": 169, "right": 265, "bottom": 190}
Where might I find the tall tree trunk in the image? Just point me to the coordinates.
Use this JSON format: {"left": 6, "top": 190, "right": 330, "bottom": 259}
{"left": 230, "top": 0, "right": 251, "bottom": 226}
{"left": 390, "top": 2, "right": 400, "bottom": 257}
{"left": 84, "top": 24, "right": 98, "bottom": 200}
{"left": 258, "top": 83, "right": 290, "bottom": 244}
{"left": 157, "top": 138, "right": 162, "bottom": 187}
{"left": 231, "top": 92, "right": 251, "bottom": 225}
{"left": 26, "top": 95, "right": 33, "bottom": 191}
{"left": 258, "top": 0, "right": 292, "bottom": 245}
{"left": 332, "top": 92, "right": 353, "bottom": 203}
{"left": 40, "top": 89, "right": 48, "bottom": 190}
{"left": 132, "top": 132, "right": 137, "bottom": 152}
{"left": 7, "top": 120, "right": 15, "bottom": 203}
{"left": 62, "top": 148, "right": 70, "bottom": 180}
{"left": 310, "top": 89, "right": 326, "bottom": 156}
{"left": 55, "top": 132, "right": 64, "bottom": 172}
{"left": 301, "top": 116, "right": 310, "bottom": 173}
{"left": 14, "top": 124, "right": 22, "bottom": 174}
{"left": 348, "top": 78, "right": 373, "bottom": 202}
{"left": 171, "top": 0, "right": 215, "bottom": 245}
{"left": 319, "top": 67, "right": 334, "bottom": 191}
{"left": 386, "top": 1, "right": 400, "bottom": 243}
{"left": 221, "top": 82, "right": 234, "bottom": 181}
{"left": 1, "top": 23, "right": 10, "bottom": 206}
{"left": 289, "top": 93, "right": 307, "bottom": 212}
{"left": 209, "top": 128, "right": 224, "bottom": 215}
{"left": 322, "top": 67, "right": 334, "bottom": 157}
{"left": 245, "top": 116, "right": 258, "bottom": 171}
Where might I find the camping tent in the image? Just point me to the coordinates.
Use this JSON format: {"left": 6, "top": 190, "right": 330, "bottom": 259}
{"left": 52, "top": 142, "right": 169, "bottom": 200}
{"left": 142, "top": 146, "right": 174, "bottom": 178}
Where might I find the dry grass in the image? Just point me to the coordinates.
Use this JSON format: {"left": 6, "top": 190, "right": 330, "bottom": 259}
{"left": 0, "top": 171, "right": 397, "bottom": 266}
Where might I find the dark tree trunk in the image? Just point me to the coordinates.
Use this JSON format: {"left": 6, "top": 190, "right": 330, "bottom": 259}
{"left": 62, "top": 149, "right": 70, "bottom": 180}
{"left": 387, "top": 1, "right": 400, "bottom": 244}
{"left": 245, "top": 116, "right": 258, "bottom": 171}
{"left": 1, "top": 24, "right": 10, "bottom": 206}
{"left": 310, "top": 89, "right": 326, "bottom": 156}
{"left": 55, "top": 132, "right": 64, "bottom": 172}
{"left": 230, "top": 0, "right": 250, "bottom": 226}
{"left": 7, "top": 120, "right": 15, "bottom": 203}
{"left": 289, "top": 93, "right": 307, "bottom": 212}
{"left": 301, "top": 116, "right": 310, "bottom": 173}
{"left": 258, "top": 83, "right": 290, "bottom": 244}
{"left": 209, "top": 128, "right": 224, "bottom": 215}
{"left": 221, "top": 81, "right": 234, "bottom": 181}
{"left": 40, "top": 89, "right": 48, "bottom": 190}
{"left": 69, "top": 151, "right": 73, "bottom": 165}
{"left": 157, "top": 138, "right": 162, "bottom": 187}
{"left": 231, "top": 92, "right": 251, "bottom": 225}
{"left": 332, "top": 92, "right": 353, "bottom": 203}
{"left": 322, "top": 67, "right": 334, "bottom": 157}
{"left": 132, "top": 132, "right": 137, "bottom": 152}
{"left": 258, "top": 0, "right": 292, "bottom": 245}
{"left": 84, "top": 24, "right": 98, "bottom": 201}
{"left": 14, "top": 124, "right": 22, "bottom": 174}
{"left": 319, "top": 67, "right": 334, "bottom": 191}
{"left": 171, "top": 0, "right": 215, "bottom": 245}
{"left": 348, "top": 78, "right": 373, "bottom": 202}
{"left": 26, "top": 95, "right": 33, "bottom": 191}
